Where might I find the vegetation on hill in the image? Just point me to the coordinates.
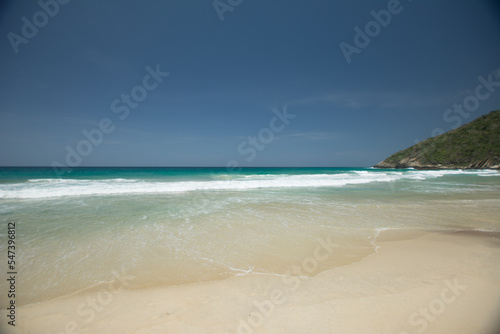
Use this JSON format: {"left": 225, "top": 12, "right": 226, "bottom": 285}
{"left": 374, "top": 109, "right": 500, "bottom": 169}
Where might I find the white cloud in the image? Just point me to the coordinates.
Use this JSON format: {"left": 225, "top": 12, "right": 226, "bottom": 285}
{"left": 276, "top": 130, "right": 339, "bottom": 142}
{"left": 288, "top": 91, "right": 439, "bottom": 110}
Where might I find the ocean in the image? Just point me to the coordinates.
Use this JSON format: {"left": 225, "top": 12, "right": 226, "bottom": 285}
{"left": 1, "top": 167, "right": 499, "bottom": 308}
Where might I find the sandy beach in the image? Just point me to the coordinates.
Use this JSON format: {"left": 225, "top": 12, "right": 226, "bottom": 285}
{"left": 4, "top": 229, "right": 500, "bottom": 334}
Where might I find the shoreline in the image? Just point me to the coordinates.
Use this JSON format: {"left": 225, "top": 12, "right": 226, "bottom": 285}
{"left": 373, "top": 165, "right": 500, "bottom": 170}
{"left": 3, "top": 229, "right": 500, "bottom": 334}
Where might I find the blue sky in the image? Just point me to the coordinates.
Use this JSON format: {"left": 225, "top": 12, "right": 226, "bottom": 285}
{"left": 1, "top": 0, "right": 500, "bottom": 167}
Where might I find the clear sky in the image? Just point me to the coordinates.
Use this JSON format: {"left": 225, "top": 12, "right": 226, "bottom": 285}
{"left": 1, "top": 0, "right": 500, "bottom": 167}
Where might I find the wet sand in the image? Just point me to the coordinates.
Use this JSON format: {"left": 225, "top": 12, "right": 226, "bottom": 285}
{"left": 3, "top": 230, "right": 500, "bottom": 334}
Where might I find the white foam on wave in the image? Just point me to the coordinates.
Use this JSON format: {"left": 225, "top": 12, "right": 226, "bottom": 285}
{"left": 0, "top": 169, "right": 498, "bottom": 199}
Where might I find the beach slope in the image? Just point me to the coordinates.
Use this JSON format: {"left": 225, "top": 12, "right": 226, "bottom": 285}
{"left": 4, "top": 230, "right": 500, "bottom": 334}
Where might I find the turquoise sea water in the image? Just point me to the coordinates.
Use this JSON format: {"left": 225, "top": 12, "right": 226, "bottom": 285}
{"left": 1, "top": 167, "right": 499, "bottom": 307}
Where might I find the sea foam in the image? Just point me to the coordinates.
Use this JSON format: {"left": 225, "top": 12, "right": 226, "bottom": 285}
{"left": 0, "top": 169, "right": 497, "bottom": 199}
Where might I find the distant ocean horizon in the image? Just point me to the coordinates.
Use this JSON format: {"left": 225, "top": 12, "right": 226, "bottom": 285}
{"left": 1, "top": 166, "right": 499, "bottom": 308}
{"left": 2, "top": 165, "right": 499, "bottom": 195}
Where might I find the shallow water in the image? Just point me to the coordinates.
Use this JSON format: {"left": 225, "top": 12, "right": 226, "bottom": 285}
{"left": 0, "top": 167, "right": 499, "bottom": 306}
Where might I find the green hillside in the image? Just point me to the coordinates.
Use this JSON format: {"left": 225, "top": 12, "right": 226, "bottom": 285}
{"left": 374, "top": 109, "right": 500, "bottom": 169}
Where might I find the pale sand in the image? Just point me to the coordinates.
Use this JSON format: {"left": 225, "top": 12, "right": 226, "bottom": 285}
{"left": 3, "top": 230, "right": 500, "bottom": 334}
